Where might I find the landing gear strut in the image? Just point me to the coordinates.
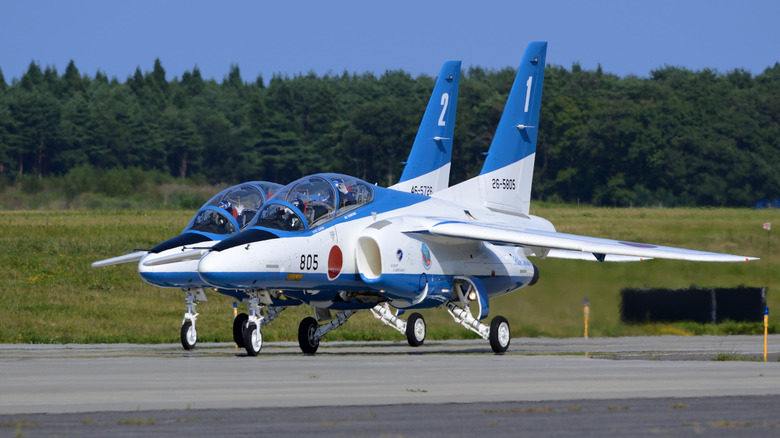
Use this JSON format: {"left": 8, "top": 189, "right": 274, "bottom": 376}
{"left": 446, "top": 280, "right": 510, "bottom": 354}
{"left": 447, "top": 302, "right": 510, "bottom": 353}
{"left": 297, "top": 309, "right": 358, "bottom": 355}
{"left": 240, "top": 290, "right": 287, "bottom": 356}
{"left": 180, "top": 288, "right": 206, "bottom": 350}
{"left": 370, "top": 303, "right": 426, "bottom": 347}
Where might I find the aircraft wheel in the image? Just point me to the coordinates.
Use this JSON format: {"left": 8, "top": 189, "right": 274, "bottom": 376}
{"left": 298, "top": 317, "right": 320, "bottom": 355}
{"left": 233, "top": 313, "right": 249, "bottom": 348}
{"left": 489, "top": 316, "right": 510, "bottom": 354}
{"left": 243, "top": 322, "right": 262, "bottom": 356}
{"left": 181, "top": 320, "right": 197, "bottom": 351}
{"left": 405, "top": 313, "right": 426, "bottom": 347}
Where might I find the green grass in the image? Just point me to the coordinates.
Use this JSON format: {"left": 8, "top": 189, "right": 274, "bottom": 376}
{"left": 0, "top": 206, "right": 777, "bottom": 344}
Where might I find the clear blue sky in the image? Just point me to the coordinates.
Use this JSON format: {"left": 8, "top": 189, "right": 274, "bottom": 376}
{"left": 2, "top": 0, "right": 778, "bottom": 85}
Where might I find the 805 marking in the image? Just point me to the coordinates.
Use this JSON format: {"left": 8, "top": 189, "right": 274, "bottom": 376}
{"left": 491, "top": 178, "right": 516, "bottom": 190}
{"left": 300, "top": 254, "right": 319, "bottom": 270}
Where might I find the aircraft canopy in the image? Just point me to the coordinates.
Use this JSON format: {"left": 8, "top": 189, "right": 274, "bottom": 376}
{"left": 184, "top": 181, "right": 282, "bottom": 235}
{"left": 248, "top": 174, "right": 374, "bottom": 231}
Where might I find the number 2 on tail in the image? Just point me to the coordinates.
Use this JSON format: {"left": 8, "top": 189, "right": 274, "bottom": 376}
{"left": 438, "top": 93, "right": 449, "bottom": 126}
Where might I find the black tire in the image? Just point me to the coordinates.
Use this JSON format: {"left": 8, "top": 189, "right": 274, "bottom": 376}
{"left": 180, "top": 320, "right": 197, "bottom": 351}
{"left": 233, "top": 313, "right": 249, "bottom": 348}
{"left": 298, "top": 317, "right": 320, "bottom": 355}
{"left": 489, "top": 316, "right": 510, "bottom": 354}
{"left": 405, "top": 313, "right": 426, "bottom": 347}
{"left": 243, "top": 322, "right": 262, "bottom": 356}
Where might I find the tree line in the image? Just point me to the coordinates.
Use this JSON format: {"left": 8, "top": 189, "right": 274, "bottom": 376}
{"left": 1, "top": 58, "right": 779, "bottom": 207}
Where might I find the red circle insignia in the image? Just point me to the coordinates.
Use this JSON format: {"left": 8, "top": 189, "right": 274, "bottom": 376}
{"left": 328, "top": 245, "right": 343, "bottom": 280}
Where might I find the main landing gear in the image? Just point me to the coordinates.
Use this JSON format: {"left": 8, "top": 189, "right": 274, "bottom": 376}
{"left": 297, "top": 309, "right": 359, "bottom": 354}
{"left": 370, "top": 303, "right": 426, "bottom": 347}
{"left": 447, "top": 281, "right": 511, "bottom": 354}
{"left": 294, "top": 304, "right": 426, "bottom": 355}
{"left": 180, "top": 288, "right": 207, "bottom": 350}
{"left": 446, "top": 302, "right": 510, "bottom": 354}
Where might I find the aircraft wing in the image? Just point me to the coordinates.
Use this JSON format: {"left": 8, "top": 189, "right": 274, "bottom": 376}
{"left": 544, "top": 249, "right": 649, "bottom": 262}
{"left": 91, "top": 251, "right": 148, "bottom": 268}
{"left": 415, "top": 220, "right": 757, "bottom": 262}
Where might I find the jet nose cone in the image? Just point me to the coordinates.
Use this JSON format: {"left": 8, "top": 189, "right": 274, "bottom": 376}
{"left": 197, "top": 251, "right": 223, "bottom": 284}
{"left": 137, "top": 251, "right": 204, "bottom": 288}
{"left": 198, "top": 250, "right": 246, "bottom": 289}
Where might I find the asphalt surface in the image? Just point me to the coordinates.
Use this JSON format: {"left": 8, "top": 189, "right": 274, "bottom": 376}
{"left": 1, "top": 336, "right": 779, "bottom": 437}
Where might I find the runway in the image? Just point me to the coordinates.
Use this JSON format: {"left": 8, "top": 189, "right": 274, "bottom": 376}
{"left": 1, "top": 336, "right": 779, "bottom": 436}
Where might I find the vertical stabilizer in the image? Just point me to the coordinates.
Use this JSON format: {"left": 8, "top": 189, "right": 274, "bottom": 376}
{"left": 434, "top": 43, "right": 546, "bottom": 215}
{"left": 390, "top": 61, "right": 461, "bottom": 195}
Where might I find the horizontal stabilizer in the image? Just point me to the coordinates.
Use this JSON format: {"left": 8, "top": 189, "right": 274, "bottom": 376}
{"left": 142, "top": 249, "right": 208, "bottom": 266}
{"left": 420, "top": 220, "right": 757, "bottom": 263}
{"left": 91, "top": 251, "right": 148, "bottom": 268}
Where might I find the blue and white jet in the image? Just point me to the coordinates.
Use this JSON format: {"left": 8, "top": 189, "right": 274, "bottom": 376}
{"left": 92, "top": 181, "right": 281, "bottom": 349}
{"left": 94, "top": 60, "right": 462, "bottom": 351}
{"left": 196, "top": 42, "right": 757, "bottom": 355}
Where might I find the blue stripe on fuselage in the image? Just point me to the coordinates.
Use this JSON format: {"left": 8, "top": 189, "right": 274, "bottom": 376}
{"left": 139, "top": 271, "right": 211, "bottom": 288}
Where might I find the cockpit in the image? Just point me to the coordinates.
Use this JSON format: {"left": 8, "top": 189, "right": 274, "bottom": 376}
{"left": 247, "top": 174, "right": 374, "bottom": 232}
{"left": 184, "top": 181, "right": 281, "bottom": 236}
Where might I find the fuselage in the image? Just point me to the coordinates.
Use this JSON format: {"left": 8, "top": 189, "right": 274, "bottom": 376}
{"left": 197, "top": 174, "right": 553, "bottom": 310}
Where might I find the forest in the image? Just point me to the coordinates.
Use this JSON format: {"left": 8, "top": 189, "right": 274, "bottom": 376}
{"left": 1, "top": 58, "right": 779, "bottom": 208}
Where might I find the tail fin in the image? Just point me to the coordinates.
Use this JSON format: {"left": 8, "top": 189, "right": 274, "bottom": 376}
{"left": 389, "top": 60, "right": 461, "bottom": 195}
{"left": 434, "top": 42, "right": 547, "bottom": 215}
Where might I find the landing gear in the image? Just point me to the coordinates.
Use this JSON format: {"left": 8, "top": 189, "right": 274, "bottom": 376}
{"left": 489, "top": 316, "right": 510, "bottom": 354}
{"left": 180, "top": 288, "right": 206, "bottom": 350}
{"left": 243, "top": 322, "right": 263, "bottom": 356}
{"left": 238, "top": 290, "right": 288, "bottom": 356}
{"left": 447, "top": 302, "right": 511, "bottom": 354}
{"left": 233, "top": 313, "right": 249, "bottom": 349}
{"left": 370, "top": 303, "right": 427, "bottom": 347}
{"left": 406, "top": 313, "right": 426, "bottom": 347}
{"left": 297, "top": 309, "right": 358, "bottom": 355}
{"left": 181, "top": 320, "right": 197, "bottom": 350}
{"left": 446, "top": 279, "right": 510, "bottom": 354}
{"left": 298, "top": 317, "right": 320, "bottom": 355}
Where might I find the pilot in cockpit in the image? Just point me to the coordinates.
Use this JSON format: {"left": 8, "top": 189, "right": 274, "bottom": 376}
{"left": 219, "top": 200, "right": 236, "bottom": 218}
{"left": 333, "top": 179, "right": 356, "bottom": 207}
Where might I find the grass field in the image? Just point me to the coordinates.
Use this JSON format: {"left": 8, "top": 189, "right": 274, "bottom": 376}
{"left": 0, "top": 206, "right": 777, "bottom": 344}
